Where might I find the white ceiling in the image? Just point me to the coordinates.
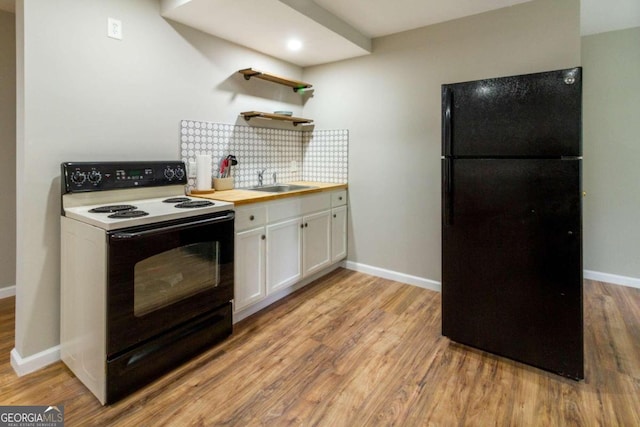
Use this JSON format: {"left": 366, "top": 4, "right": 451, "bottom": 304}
{"left": 312, "top": 0, "right": 640, "bottom": 38}
{"left": 580, "top": 0, "right": 640, "bottom": 36}
{"left": 2, "top": 0, "right": 639, "bottom": 65}
{"left": 160, "top": 0, "right": 372, "bottom": 67}
{"left": 313, "top": 0, "right": 532, "bottom": 38}
{"left": 161, "top": 0, "right": 640, "bottom": 67}
{"left": 161, "top": 0, "right": 538, "bottom": 66}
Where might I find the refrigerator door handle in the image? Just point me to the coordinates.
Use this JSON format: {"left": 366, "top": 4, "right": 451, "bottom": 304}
{"left": 444, "top": 158, "right": 453, "bottom": 225}
{"left": 443, "top": 87, "right": 453, "bottom": 156}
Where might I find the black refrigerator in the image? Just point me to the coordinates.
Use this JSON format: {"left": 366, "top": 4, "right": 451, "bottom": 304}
{"left": 441, "top": 67, "right": 584, "bottom": 380}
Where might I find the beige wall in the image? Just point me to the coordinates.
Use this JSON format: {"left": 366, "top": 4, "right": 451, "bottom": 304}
{"left": 0, "top": 10, "right": 16, "bottom": 291}
{"left": 582, "top": 27, "right": 640, "bottom": 279}
{"left": 303, "top": 0, "right": 581, "bottom": 282}
{"left": 15, "top": 0, "right": 304, "bottom": 359}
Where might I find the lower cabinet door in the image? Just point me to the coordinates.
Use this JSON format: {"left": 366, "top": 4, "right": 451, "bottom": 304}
{"left": 303, "top": 210, "right": 332, "bottom": 277}
{"left": 331, "top": 206, "right": 347, "bottom": 262}
{"left": 266, "top": 217, "right": 302, "bottom": 294}
{"left": 234, "top": 227, "right": 266, "bottom": 311}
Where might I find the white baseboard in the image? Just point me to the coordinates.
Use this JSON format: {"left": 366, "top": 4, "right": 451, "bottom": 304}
{"left": 10, "top": 346, "right": 61, "bottom": 377}
{"left": 343, "top": 263, "right": 640, "bottom": 293}
{"left": 584, "top": 270, "right": 640, "bottom": 290}
{"left": 344, "top": 261, "right": 441, "bottom": 292}
{"left": 0, "top": 285, "right": 16, "bottom": 299}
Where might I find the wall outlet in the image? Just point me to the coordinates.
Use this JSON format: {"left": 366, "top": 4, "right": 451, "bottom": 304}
{"left": 107, "top": 18, "right": 122, "bottom": 40}
{"left": 290, "top": 160, "right": 298, "bottom": 172}
{"left": 188, "top": 160, "right": 197, "bottom": 178}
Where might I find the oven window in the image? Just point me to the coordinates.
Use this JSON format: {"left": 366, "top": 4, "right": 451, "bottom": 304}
{"left": 134, "top": 242, "right": 220, "bottom": 317}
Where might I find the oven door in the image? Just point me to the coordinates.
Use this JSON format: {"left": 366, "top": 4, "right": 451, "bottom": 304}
{"left": 106, "top": 211, "right": 234, "bottom": 357}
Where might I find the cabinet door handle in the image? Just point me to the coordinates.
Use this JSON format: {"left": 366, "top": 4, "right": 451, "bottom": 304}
{"left": 300, "top": 224, "right": 304, "bottom": 229}
{"left": 338, "top": 196, "right": 343, "bottom": 200}
{"left": 333, "top": 214, "right": 337, "bottom": 218}
{"left": 250, "top": 215, "right": 255, "bottom": 221}
{"left": 261, "top": 235, "right": 266, "bottom": 240}
{"left": 304, "top": 223, "right": 308, "bottom": 228}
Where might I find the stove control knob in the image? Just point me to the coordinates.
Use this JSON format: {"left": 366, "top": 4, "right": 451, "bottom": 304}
{"left": 164, "top": 168, "right": 176, "bottom": 180}
{"left": 87, "top": 170, "right": 102, "bottom": 184}
{"left": 174, "top": 167, "right": 185, "bottom": 180}
{"left": 70, "top": 171, "right": 86, "bottom": 185}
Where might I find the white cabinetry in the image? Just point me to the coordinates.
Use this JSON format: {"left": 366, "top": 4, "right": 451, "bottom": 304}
{"left": 234, "top": 227, "right": 266, "bottom": 311}
{"left": 234, "top": 204, "right": 267, "bottom": 312}
{"left": 266, "top": 217, "right": 302, "bottom": 294}
{"left": 233, "top": 189, "right": 347, "bottom": 317}
{"left": 302, "top": 210, "right": 332, "bottom": 277}
{"left": 331, "top": 190, "right": 347, "bottom": 207}
{"left": 331, "top": 205, "right": 348, "bottom": 262}
{"left": 235, "top": 204, "right": 267, "bottom": 230}
{"left": 331, "top": 190, "right": 348, "bottom": 263}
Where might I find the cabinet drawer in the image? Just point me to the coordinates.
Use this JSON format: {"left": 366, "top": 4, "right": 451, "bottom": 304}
{"left": 268, "top": 198, "right": 302, "bottom": 223}
{"left": 331, "top": 190, "right": 347, "bottom": 207}
{"left": 235, "top": 204, "right": 267, "bottom": 231}
{"left": 302, "top": 192, "right": 331, "bottom": 215}
{"left": 268, "top": 193, "right": 331, "bottom": 223}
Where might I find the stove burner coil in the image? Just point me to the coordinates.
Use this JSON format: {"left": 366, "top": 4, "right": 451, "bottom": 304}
{"left": 175, "top": 200, "right": 215, "bottom": 209}
{"left": 108, "top": 210, "right": 150, "bottom": 219}
{"left": 90, "top": 205, "right": 137, "bottom": 213}
{"left": 162, "top": 197, "right": 191, "bottom": 203}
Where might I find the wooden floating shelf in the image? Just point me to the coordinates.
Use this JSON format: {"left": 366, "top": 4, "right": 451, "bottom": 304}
{"left": 238, "top": 68, "right": 313, "bottom": 93}
{"left": 240, "top": 111, "right": 314, "bottom": 126}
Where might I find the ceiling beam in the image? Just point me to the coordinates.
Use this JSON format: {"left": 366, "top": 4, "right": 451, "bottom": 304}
{"left": 278, "top": 0, "right": 372, "bottom": 53}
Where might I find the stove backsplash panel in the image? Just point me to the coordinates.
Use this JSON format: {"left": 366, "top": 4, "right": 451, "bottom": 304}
{"left": 179, "top": 120, "right": 348, "bottom": 189}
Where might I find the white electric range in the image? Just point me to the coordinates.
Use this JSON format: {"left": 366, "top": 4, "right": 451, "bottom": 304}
{"left": 60, "top": 161, "right": 235, "bottom": 405}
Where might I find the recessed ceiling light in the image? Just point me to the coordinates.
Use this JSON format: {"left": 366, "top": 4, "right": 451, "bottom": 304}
{"left": 287, "top": 39, "right": 303, "bottom": 51}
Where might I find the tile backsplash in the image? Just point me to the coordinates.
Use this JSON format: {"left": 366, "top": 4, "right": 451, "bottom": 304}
{"left": 179, "top": 120, "right": 348, "bottom": 189}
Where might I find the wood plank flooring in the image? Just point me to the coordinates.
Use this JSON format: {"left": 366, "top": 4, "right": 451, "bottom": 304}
{"left": 1, "top": 268, "right": 639, "bottom": 426}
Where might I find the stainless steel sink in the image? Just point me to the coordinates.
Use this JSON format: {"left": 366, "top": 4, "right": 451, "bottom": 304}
{"left": 247, "top": 184, "right": 316, "bottom": 193}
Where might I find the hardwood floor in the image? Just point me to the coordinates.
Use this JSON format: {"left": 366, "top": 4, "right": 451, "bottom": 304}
{"left": 1, "top": 268, "right": 639, "bottom": 426}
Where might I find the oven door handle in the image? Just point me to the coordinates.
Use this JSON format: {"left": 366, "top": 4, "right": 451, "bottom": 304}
{"left": 110, "top": 212, "right": 234, "bottom": 240}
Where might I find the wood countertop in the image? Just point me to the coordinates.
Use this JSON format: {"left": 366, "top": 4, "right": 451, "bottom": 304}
{"left": 191, "top": 181, "right": 347, "bottom": 206}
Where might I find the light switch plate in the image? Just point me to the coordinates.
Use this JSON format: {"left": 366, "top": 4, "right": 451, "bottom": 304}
{"left": 107, "top": 18, "right": 122, "bottom": 40}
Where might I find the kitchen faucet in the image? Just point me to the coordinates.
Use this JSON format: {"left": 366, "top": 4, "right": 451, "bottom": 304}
{"left": 257, "top": 169, "right": 266, "bottom": 187}
{"left": 272, "top": 172, "right": 277, "bottom": 184}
